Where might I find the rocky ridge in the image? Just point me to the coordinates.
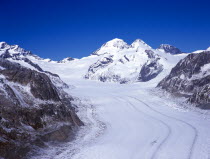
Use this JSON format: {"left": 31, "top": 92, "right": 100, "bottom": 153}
{"left": 0, "top": 58, "right": 83, "bottom": 159}
{"left": 157, "top": 51, "right": 210, "bottom": 108}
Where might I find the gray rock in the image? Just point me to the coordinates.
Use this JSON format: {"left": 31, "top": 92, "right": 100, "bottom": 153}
{"left": 0, "top": 58, "right": 83, "bottom": 159}
{"left": 138, "top": 50, "right": 163, "bottom": 82}
{"left": 157, "top": 51, "right": 210, "bottom": 108}
{"left": 159, "top": 44, "right": 182, "bottom": 54}
{"left": 139, "top": 59, "right": 163, "bottom": 82}
{"left": 85, "top": 56, "right": 114, "bottom": 80}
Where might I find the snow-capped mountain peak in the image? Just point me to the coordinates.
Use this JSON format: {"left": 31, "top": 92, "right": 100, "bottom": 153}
{"left": 92, "top": 38, "right": 130, "bottom": 55}
{"left": 207, "top": 47, "right": 210, "bottom": 51}
{"left": 158, "top": 44, "right": 182, "bottom": 54}
{"left": 85, "top": 39, "right": 188, "bottom": 83}
{"left": 131, "top": 39, "right": 152, "bottom": 50}
{"left": 92, "top": 38, "right": 153, "bottom": 56}
{"left": 0, "top": 41, "right": 31, "bottom": 57}
{"left": 102, "top": 38, "right": 128, "bottom": 48}
{"left": 0, "top": 42, "right": 8, "bottom": 49}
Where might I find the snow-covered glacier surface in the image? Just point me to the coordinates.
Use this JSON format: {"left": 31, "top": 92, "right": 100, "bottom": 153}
{"left": 30, "top": 64, "right": 210, "bottom": 159}
{"left": 22, "top": 38, "right": 188, "bottom": 84}
{"left": 1, "top": 40, "right": 210, "bottom": 159}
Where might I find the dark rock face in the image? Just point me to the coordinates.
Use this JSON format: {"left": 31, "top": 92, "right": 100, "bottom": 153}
{"left": 138, "top": 50, "right": 163, "bottom": 82}
{"left": 159, "top": 44, "right": 182, "bottom": 54}
{"left": 85, "top": 56, "right": 114, "bottom": 80}
{"left": 0, "top": 59, "right": 60, "bottom": 101}
{"left": 157, "top": 51, "right": 210, "bottom": 108}
{"left": 0, "top": 59, "right": 83, "bottom": 159}
{"left": 139, "top": 60, "right": 163, "bottom": 81}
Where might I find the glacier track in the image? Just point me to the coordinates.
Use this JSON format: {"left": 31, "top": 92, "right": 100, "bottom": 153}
{"left": 2, "top": 39, "right": 209, "bottom": 159}
{"left": 32, "top": 77, "right": 210, "bottom": 159}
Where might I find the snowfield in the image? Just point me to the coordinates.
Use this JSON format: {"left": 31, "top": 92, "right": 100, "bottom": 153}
{"left": 1, "top": 40, "right": 210, "bottom": 159}
{"left": 31, "top": 74, "right": 210, "bottom": 159}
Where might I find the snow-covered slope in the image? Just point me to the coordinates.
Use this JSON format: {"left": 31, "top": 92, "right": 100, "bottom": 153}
{"left": 192, "top": 46, "right": 210, "bottom": 54}
{"left": 0, "top": 39, "right": 188, "bottom": 84}
{"left": 0, "top": 42, "right": 31, "bottom": 58}
{"left": 85, "top": 39, "right": 188, "bottom": 83}
{"left": 1, "top": 40, "right": 210, "bottom": 159}
{"left": 58, "top": 57, "right": 75, "bottom": 63}
{"left": 32, "top": 70, "right": 210, "bottom": 159}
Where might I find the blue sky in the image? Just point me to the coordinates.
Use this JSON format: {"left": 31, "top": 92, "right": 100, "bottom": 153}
{"left": 0, "top": 0, "right": 210, "bottom": 60}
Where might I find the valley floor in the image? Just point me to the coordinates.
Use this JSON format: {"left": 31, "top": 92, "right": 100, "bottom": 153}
{"left": 33, "top": 78, "right": 210, "bottom": 159}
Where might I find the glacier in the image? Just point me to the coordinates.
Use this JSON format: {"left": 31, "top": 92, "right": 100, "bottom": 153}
{"left": 0, "top": 39, "right": 210, "bottom": 159}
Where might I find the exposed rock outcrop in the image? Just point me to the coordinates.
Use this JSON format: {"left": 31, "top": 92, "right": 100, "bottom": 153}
{"left": 138, "top": 50, "right": 163, "bottom": 82}
{"left": 158, "top": 44, "right": 182, "bottom": 54}
{"left": 0, "top": 58, "right": 83, "bottom": 159}
{"left": 157, "top": 51, "right": 210, "bottom": 108}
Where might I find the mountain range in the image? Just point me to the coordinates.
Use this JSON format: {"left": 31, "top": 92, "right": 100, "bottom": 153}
{"left": 0, "top": 38, "right": 209, "bottom": 158}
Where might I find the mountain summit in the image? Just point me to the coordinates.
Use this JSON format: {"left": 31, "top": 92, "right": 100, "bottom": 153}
{"left": 92, "top": 38, "right": 129, "bottom": 55}
{"left": 131, "top": 39, "right": 152, "bottom": 50}
{"left": 158, "top": 44, "right": 182, "bottom": 54}
{"left": 0, "top": 39, "right": 188, "bottom": 84}
{"left": 85, "top": 39, "right": 187, "bottom": 83}
{"left": 0, "top": 42, "right": 31, "bottom": 58}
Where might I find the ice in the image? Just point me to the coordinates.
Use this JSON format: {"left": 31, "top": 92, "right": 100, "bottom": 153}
{"left": 29, "top": 55, "right": 210, "bottom": 159}
{"left": 1, "top": 40, "right": 210, "bottom": 159}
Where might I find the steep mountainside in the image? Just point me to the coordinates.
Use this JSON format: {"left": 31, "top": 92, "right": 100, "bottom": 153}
{"left": 0, "top": 58, "right": 83, "bottom": 159}
{"left": 84, "top": 39, "right": 187, "bottom": 83}
{"left": 158, "top": 51, "right": 210, "bottom": 108}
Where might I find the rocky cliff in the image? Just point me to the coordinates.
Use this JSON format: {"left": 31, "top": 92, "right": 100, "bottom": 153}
{"left": 0, "top": 58, "right": 83, "bottom": 159}
{"left": 157, "top": 51, "right": 210, "bottom": 108}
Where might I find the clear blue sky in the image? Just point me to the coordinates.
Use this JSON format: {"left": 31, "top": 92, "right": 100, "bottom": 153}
{"left": 0, "top": 0, "right": 210, "bottom": 60}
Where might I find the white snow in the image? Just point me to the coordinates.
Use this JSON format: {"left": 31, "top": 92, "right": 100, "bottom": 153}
{"left": 190, "top": 63, "right": 210, "bottom": 80}
{"left": 0, "top": 66, "right": 5, "bottom": 70}
{"left": 0, "top": 42, "right": 30, "bottom": 56}
{"left": 30, "top": 56, "right": 210, "bottom": 159}
{"left": 192, "top": 50, "right": 206, "bottom": 53}
{"left": 8, "top": 59, "right": 39, "bottom": 71}
{"left": 2, "top": 40, "right": 210, "bottom": 159}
